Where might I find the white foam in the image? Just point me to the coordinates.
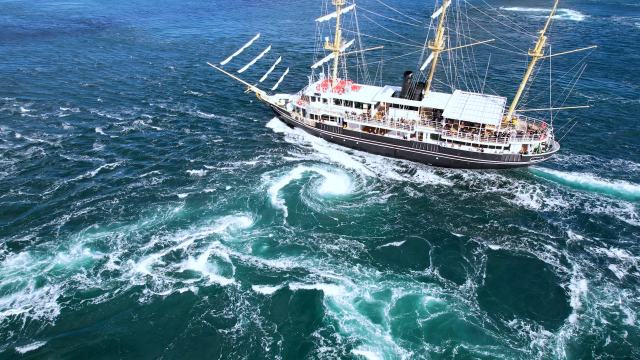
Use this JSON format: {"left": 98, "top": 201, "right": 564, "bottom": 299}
{"left": 135, "top": 214, "right": 253, "bottom": 277}
{"left": 608, "top": 264, "right": 626, "bottom": 280}
{"left": 377, "top": 241, "right": 406, "bottom": 248}
{"left": 186, "top": 169, "right": 208, "bottom": 177}
{"left": 412, "top": 168, "right": 453, "bottom": 186}
{"left": 89, "top": 162, "right": 120, "bottom": 178}
{"left": 351, "top": 348, "right": 382, "bottom": 360}
{"left": 180, "top": 248, "right": 235, "bottom": 286}
{"left": 194, "top": 110, "right": 216, "bottom": 119}
{"left": 185, "top": 90, "right": 204, "bottom": 97}
{"left": 568, "top": 274, "right": 588, "bottom": 324}
{"left": 15, "top": 341, "right": 47, "bottom": 354}
{"left": 95, "top": 127, "right": 106, "bottom": 135}
{"left": 622, "top": 306, "right": 636, "bottom": 326}
{"left": 251, "top": 284, "right": 283, "bottom": 295}
{"left": 289, "top": 283, "right": 346, "bottom": 297}
{"left": 500, "top": 7, "right": 587, "bottom": 21}
{"left": 213, "top": 214, "right": 254, "bottom": 234}
{"left": 266, "top": 118, "right": 452, "bottom": 187}
{"left": 266, "top": 118, "right": 375, "bottom": 176}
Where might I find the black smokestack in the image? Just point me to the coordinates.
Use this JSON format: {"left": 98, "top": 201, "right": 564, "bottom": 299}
{"left": 399, "top": 71, "right": 413, "bottom": 99}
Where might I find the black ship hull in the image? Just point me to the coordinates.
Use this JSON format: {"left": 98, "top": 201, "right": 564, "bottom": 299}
{"left": 269, "top": 104, "right": 558, "bottom": 169}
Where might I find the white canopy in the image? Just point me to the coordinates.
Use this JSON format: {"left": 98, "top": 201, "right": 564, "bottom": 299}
{"left": 442, "top": 90, "right": 506, "bottom": 126}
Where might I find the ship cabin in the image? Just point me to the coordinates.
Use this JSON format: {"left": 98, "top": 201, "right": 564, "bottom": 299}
{"left": 284, "top": 76, "right": 551, "bottom": 156}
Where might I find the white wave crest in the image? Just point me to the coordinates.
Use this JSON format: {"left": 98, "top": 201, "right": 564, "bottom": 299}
{"left": 532, "top": 167, "right": 640, "bottom": 201}
{"left": 15, "top": 341, "right": 47, "bottom": 354}
{"left": 501, "top": 7, "right": 587, "bottom": 21}
{"left": 289, "top": 282, "right": 346, "bottom": 297}
{"left": 179, "top": 248, "right": 235, "bottom": 286}
{"left": 186, "top": 169, "right": 208, "bottom": 177}
{"left": 377, "top": 240, "right": 406, "bottom": 248}
{"left": 251, "top": 284, "right": 283, "bottom": 295}
{"left": 351, "top": 348, "right": 382, "bottom": 360}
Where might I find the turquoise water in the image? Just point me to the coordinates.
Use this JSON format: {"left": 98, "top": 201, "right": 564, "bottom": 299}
{"left": 1, "top": 0, "right": 639, "bottom": 358}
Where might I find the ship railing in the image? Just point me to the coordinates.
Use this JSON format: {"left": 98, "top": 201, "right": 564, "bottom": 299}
{"left": 344, "top": 114, "right": 415, "bottom": 132}
{"left": 440, "top": 130, "right": 510, "bottom": 145}
{"left": 337, "top": 112, "right": 551, "bottom": 144}
{"left": 440, "top": 129, "right": 549, "bottom": 144}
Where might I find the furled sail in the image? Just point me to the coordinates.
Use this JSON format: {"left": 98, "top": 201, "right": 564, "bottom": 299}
{"left": 311, "top": 53, "right": 335, "bottom": 69}
{"left": 259, "top": 56, "right": 282, "bottom": 83}
{"left": 431, "top": 1, "right": 450, "bottom": 19}
{"left": 310, "top": 39, "right": 354, "bottom": 69}
{"left": 315, "top": 4, "right": 356, "bottom": 23}
{"left": 238, "top": 45, "right": 271, "bottom": 73}
{"left": 419, "top": 53, "right": 435, "bottom": 71}
{"left": 220, "top": 33, "right": 260, "bottom": 66}
{"left": 340, "top": 39, "right": 355, "bottom": 52}
{"left": 271, "top": 67, "right": 289, "bottom": 91}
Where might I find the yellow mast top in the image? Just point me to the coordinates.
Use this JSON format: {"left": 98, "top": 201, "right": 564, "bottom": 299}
{"left": 505, "top": 0, "right": 559, "bottom": 123}
{"left": 424, "top": 0, "right": 451, "bottom": 96}
{"left": 325, "top": 0, "right": 346, "bottom": 85}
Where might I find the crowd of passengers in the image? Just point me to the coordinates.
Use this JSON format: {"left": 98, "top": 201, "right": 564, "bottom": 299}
{"left": 313, "top": 106, "right": 548, "bottom": 140}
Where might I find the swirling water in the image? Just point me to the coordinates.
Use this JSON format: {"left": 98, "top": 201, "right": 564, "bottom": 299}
{"left": 1, "top": 0, "right": 639, "bottom": 359}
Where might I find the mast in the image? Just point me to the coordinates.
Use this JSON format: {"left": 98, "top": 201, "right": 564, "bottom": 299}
{"left": 505, "top": 0, "right": 559, "bottom": 122}
{"left": 424, "top": 0, "right": 451, "bottom": 96}
{"left": 325, "top": 0, "right": 346, "bottom": 85}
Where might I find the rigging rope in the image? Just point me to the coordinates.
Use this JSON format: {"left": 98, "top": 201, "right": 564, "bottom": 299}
{"left": 357, "top": 6, "right": 423, "bottom": 27}
{"left": 359, "top": 13, "right": 425, "bottom": 46}
{"left": 374, "top": 0, "right": 422, "bottom": 24}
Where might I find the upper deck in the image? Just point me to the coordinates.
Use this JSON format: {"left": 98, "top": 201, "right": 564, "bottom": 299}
{"left": 301, "top": 78, "right": 508, "bottom": 128}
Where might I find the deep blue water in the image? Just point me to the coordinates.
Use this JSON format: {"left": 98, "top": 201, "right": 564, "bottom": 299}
{"left": 1, "top": 0, "right": 639, "bottom": 359}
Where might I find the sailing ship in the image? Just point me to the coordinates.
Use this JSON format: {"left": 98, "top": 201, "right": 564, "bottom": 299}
{"left": 209, "top": 0, "right": 594, "bottom": 169}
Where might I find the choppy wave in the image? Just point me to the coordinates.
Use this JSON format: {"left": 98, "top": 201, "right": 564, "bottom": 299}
{"left": 500, "top": 7, "right": 587, "bottom": 21}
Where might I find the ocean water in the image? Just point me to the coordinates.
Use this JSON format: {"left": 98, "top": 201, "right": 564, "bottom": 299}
{"left": 1, "top": 0, "right": 639, "bottom": 359}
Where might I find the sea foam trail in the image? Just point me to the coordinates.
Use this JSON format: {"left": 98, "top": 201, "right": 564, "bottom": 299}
{"left": 266, "top": 118, "right": 452, "bottom": 186}
{"left": 531, "top": 167, "right": 640, "bottom": 201}
{"left": 500, "top": 7, "right": 587, "bottom": 21}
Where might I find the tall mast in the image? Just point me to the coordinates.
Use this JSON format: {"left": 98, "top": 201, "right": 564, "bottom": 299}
{"left": 424, "top": 0, "right": 451, "bottom": 96}
{"left": 505, "top": 0, "right": 559, "bottom": 122}
{"left": 325, "top": 0, "right": 345, "bottom": 85}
